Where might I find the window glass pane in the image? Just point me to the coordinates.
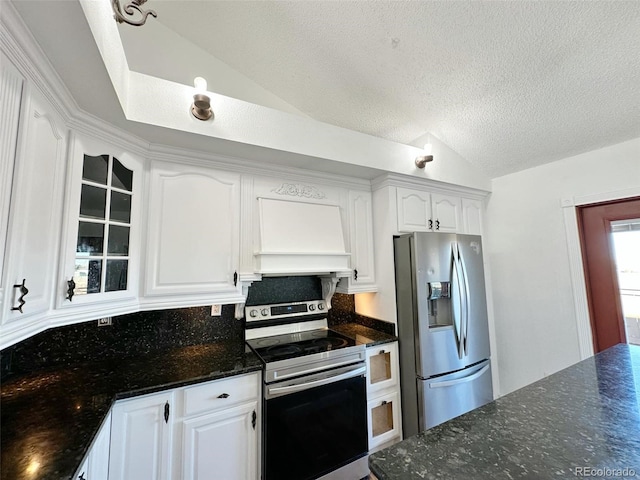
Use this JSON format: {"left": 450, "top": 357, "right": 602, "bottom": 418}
{"left": 107, "top": 225, "right": 130, "bottom": 256}
{"left": 79, "top": 184, "right": 107, "bottom": 219}
{"left": 76, "top": 222, "right": 104, "bottom": 255}
{"left": 82, "top": 154, "right": 109, "bottom": 185}
{"left": 74, "top": 259, "right": 102, "bottom": 294}
{"left": 112, "top": 158, "right": 133, "bottom": 191}
{"left": 110, "top": 191, "right": 132, "bottom": 223}
{"left": 105, "top": 260, "right": 128, "bottom": 292}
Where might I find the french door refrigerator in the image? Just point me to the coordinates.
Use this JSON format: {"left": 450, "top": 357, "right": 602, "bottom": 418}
{"left": 394, "top": 232, "right": 493, "bottom": 438}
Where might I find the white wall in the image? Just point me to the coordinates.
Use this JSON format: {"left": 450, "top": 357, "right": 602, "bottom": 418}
{"left": 485, "top": 137, "right": 640, "bottom": 395}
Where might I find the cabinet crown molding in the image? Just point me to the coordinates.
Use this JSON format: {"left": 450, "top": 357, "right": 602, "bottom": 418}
{"left": 371, "top": 173, "right": 490, "bottom": 199}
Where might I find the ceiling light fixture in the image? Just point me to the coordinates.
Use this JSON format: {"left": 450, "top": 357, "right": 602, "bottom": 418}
{"left": 111, "top": 0, "right": 157, "bottom": 27}
{"left": 191, "top": 77, "right": 213, "bottom": 121}
{"left": 415, "top": 142, "right": 433, "bottom": 168}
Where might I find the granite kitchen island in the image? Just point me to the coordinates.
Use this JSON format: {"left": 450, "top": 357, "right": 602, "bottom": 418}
{"left": 369, "top": 344, "right": 640, "bottom": 479}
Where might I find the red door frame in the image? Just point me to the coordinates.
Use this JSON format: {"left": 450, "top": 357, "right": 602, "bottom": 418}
{"left": 577, "top": 197, "right": 640, "bottom": 353}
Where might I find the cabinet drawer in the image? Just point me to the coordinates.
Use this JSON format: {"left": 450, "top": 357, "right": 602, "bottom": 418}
{"left": 183, "top": 373, "right": 259, "bottom": 417}
{"left": 366, "top": 342, "right": 399, "bottom": 395}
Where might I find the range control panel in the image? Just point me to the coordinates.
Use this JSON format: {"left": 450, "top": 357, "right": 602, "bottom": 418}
{"left": 245, "top": 300, "right": 327, "bottom": 322}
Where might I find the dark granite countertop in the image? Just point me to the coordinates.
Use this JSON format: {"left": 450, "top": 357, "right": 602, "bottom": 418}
{"left": 0, "top": 340, "right": 262, "bottom": 480}
{"left": 331, "top": 323, "right": 397, "bottom": 347}
{"left": 369, "top": 343, "right": 640, "bottom": 479}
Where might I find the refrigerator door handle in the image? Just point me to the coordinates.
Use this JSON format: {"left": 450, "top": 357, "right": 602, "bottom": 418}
{"left": 451, "top": 242, "right": 469, "bottom": 359}
{"left": 458, "top": 243, "right": 471, "bottom": 357}
{"left": 429, "top": 364, "right": 490, "bottom": 389}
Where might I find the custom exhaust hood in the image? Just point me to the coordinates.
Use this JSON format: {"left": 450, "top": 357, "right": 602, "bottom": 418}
{"left": 255, "top": 198, "right": 351, "bottom": 275}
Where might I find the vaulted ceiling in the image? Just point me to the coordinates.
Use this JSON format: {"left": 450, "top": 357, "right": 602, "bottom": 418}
{"left": 9, "top": 0, "right": 640, "bottom": 178}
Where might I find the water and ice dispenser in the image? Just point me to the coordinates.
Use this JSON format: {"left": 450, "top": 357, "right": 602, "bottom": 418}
{"left": 427, "top": 281, "right": 452, "bottom": 327}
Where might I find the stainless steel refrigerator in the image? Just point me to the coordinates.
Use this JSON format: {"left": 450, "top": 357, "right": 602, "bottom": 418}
{"left": 394, "top": 232, "right": 493, "bottom": 438}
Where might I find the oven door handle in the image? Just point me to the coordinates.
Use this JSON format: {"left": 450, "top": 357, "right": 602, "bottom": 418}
{"left": 267, "top": 365, "right": 366, "bottom": 397}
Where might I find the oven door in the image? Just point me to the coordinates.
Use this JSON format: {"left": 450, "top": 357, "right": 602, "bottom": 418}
{"left": 264, "top": 363, "right": 368, "bottom": 480}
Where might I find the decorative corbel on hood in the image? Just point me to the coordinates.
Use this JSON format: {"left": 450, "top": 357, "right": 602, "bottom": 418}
{"left": 254, "top": 198, "right": 351, "bottom": 275}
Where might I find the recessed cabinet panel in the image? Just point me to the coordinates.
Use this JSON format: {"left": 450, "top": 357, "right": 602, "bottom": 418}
{"left": 431, "top": 193, "right": 461, "bottom": 233}
{"left": 397, "top": 188, "right": 431, "bottom": 232}
{"left": 462, "top": 198, "right": 483, "bottom": 235}
{"left": 337, "top": 189, "right": 377, "bottom": 293}
{"left": 2, "top": 86, "right": 66, "bottom": 330}
{"left": 181, "top": 402, "right": 258, "bottom": 480}
{"left": 109, "top": 391, "right": 174, "bottom": 480}
{"left": 145, "top": 163, "right": 241, "bottom": 300}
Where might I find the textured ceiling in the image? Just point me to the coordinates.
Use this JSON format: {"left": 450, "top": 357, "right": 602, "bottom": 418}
{"left": 147, "top": 0, "right": 640, "bottom": 177}
{"left": 9, "top": 0, "right": 640, "bottom": 179}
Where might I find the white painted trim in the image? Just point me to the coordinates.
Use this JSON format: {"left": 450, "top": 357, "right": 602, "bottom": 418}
{"left": 371, "top": 173, "right": 490, "bottom": 199}
{"left": 561, "top": 187, "right": 640, "bottom": 360}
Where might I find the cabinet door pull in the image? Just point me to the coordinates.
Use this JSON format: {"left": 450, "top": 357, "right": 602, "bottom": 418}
{"left": 252, "top": 410, "right": 257, "bottom": 430}
{"left": 379, "top": 349, "right": 386, "bottom": 355}
{"left": 428, "top": 219, "right": 433, "bottom": 230}
{"left": 11, "top": 279, "right": 29, "bottom": 313}
{"left": 217, "top": 393, "right": 230, "bottom": 399}
{"left": 233, "top": 271, "right": 238, "bottom": 286}
{"left": 435, "top": 219, "right": 440, "bottom": 230}
{"left": 66, "top": 278, "right": 76, "bottom": 302}
{"left": 381, "top": 400, "right": 388, "bottom": 406}
{"left": 164, "top": 401, "right": 170, "bottom": 423}
{"left": 353, "top": 269, "right": 358, "bottom": 281}
{"left": 78, "top": 473, "right": 86, "bottom": 480}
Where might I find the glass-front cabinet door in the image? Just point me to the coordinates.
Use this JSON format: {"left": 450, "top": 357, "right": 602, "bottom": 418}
{"left": 57, "top": 134, "right": 144, "bottom": 312}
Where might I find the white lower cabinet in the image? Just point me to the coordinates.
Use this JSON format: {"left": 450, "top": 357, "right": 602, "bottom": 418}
{"left": 366, "top": 342, "right": 402, "bottom": 452}
{"left": 108, "top": 372, "right": 260, "bottom": 480}
{"left": 181, "top": 402, "right": 258, "bottom": 480}
{"left": 74, "top": 413, "right": 112, "bottom": 480}
{"left": 109, "top": 391, "right": 174, "bottom": 480}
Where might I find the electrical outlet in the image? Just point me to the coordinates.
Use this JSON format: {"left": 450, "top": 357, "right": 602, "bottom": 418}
{"left": 210, "top": 304, "right": 222, "bottom": 316}
{"left": 97, "top": 317, "right": 112, "bottom": 327}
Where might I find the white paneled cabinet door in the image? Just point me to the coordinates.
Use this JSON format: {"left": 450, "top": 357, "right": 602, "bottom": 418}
{"left": 431, "top": 193, "right": 461, "bottom": 233}
{"left": 0, "top": 55, "right": 24, "bottom": 303}
{"left": 109, "top": 392, "right": 174, "bottom": 480}
{"left": 181, "top": 401, "right": 258, "bottom": 480}
{"left": 145, "top": 162, "right": 242, "bottom": 304}
{"left": 396, "top": 188, "right": 431, "bottom": 232}
{"left": 462, "top": 198, "right": 483, "bottom": 235}
{"left": 337, "top": 190, "right": 377, "bottom": 293}
{"left": 1, "top": 85, "right": 66, "bottom": 341}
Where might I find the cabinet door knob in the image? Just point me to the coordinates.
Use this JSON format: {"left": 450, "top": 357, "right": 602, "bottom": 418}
{"left": 379, "top": 349, "right": 386, "bottom": 355}
{"left": 11, "top": 279, "right": 28, "bottom": 313}
{"left": 78, "top": 473, "right": 86, "bottom": 480}
{"left": 66, "top": 278, "right": 76, "bottom": 302}
{"left": 217, "top": 393, "right": 230, "bottom": 399}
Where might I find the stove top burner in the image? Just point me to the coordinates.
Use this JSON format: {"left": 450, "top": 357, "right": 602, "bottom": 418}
{"left": 247, "top": 328, "right": 356, "bottom": 364}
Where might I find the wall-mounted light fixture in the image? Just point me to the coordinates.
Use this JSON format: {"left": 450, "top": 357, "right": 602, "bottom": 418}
{"left": 415, "top": 142, "right": 433, "bottom": 168}
{"left": 111, "top": 0, "right": 157, "bottom": 26}
{"left": 191, "top": 77, "right": 213, "bottom": 121}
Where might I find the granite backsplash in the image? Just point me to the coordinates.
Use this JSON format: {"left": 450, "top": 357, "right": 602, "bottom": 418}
{"left": 1, "top": 276, "right": 394, "bottom": 380}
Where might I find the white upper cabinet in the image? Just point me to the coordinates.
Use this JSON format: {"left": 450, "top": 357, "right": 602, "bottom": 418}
{"left": 430, "top": 193, "right": 462, "bottom": 233}
{"left": 396, "top": 188, "right": 469, "bottom": 234}
{"left": 337, "top": 189, "right": 377, "bottom": 293}
{"left": 462, "top": 198, "right": 483, "bottom": 235}
{"left": 1, "top": 84, "right": 67, "bottom": 345}
{"left": 396, "top": 188, "right": 432, "bottom": 232}
{"left": 144, "top": 161, "right": 243, "bottom": 305}
{"left": 57, "top": 134, "right": 144, "bottom": 315}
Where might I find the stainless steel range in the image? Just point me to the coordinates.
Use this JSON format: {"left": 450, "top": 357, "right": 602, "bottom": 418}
{"left": 245, "top": 300, "right": 369, "bottom": 480}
